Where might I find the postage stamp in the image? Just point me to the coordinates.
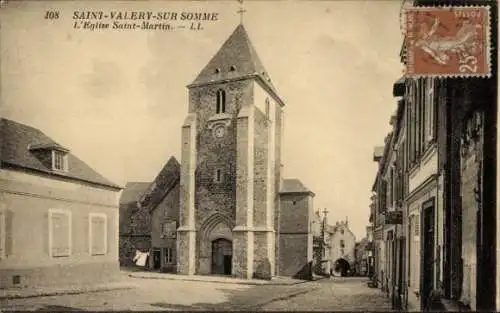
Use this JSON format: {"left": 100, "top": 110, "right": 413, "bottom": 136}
{"left": 404, "top": 6, "right": 491, "bottom": 77}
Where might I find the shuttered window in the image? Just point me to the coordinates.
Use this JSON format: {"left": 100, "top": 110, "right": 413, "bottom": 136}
{"left": 49, "top": 209, "right": 72, "bottom": 257}
{"left": 414, "top": 214, "right": 420, "bottom": 238}
{"left": 89, "top": 213, "right": 107, "bottom": 255}
{"left": 0, "top": 210, "right": 5, "bottom": 259}
{"left": 426, "top": 77, "right": 436, "bottom": 143}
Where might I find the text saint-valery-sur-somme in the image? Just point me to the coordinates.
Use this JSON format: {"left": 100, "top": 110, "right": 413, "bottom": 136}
{"left": 73, "top": 11, "right": 219, "bottom": 21}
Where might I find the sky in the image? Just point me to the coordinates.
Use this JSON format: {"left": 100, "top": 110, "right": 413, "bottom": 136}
{"left": 0, "top": 0, "right": 404, "bottom": 240}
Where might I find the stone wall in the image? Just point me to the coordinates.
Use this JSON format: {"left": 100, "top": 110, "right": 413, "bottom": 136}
{"left": 151, "top": 182, "right": 180, "bottom": 248}
{"left": 278, "top": 193, "right": 312, "bottom": 279}
{"left": 253, "top": 108, "right": 269, "bottom": 227}
{"left": 279, "top": 194, "right": 311, "bottom": 233}
{"left": 190, "top": 80, "right": 253, "bottom": 228}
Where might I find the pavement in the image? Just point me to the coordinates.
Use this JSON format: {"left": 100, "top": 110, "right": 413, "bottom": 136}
{"left": 0, "top": 268, "right": 314, "bottom": 301}
{"left": 126, "top": 269, "right": 312, "bottom": 286}
{"left": 0, "top": 273, "right": 392, "bottom": 311}
{"left": 0, "top": 276, "right": 321, "bottom": 311}
{"left": 0, "top": 281, "right": 137, "bottom": 300}
{"left": 262, "top": 276, "right": 394, "bottom": 311}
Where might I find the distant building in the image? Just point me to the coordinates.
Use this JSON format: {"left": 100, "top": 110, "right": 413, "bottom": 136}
{"left": 0, "top": 118, "right": 122, "bottom": 289}
{"left": 329, "top": 220, "right": 356, "bottom": 276}
{"left": 119, "top": 182, "right": 151, "bottom": 266}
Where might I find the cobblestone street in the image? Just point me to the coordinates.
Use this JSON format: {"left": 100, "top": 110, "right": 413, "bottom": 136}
{"left": 0, "top": 275, "right": 392, "bottom": 311}
{"left": 262, "top": 277, "right": 393, "bottom": 311}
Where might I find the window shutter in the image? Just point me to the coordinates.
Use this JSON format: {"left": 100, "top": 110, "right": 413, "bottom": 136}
{"left": 91, "top": 215, "right": 106, "bottom": 255}
{"left": 414, "top": 215, "right": 420, "bottom": 238}
{"left": 51, "top": 212, "right": 70, "bottom": 257}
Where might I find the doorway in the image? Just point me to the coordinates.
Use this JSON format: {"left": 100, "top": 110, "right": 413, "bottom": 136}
{"left": 421, "top": 199, "right": 435, "bottom": 310}
{"left": 333, "top": 258, "right": 351, "bottom": 277}
{"left": 211, "top": 238, "right": 232, "bottom": 275}
{"left": 152, "top": 249, "right": 161, "bottom": 270}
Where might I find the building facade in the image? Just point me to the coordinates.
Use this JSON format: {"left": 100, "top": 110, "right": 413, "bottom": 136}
{"left": 139, "top": 157, "right": 180, "bottom": 273}
{"left": 329, "top": 220, "right": 356, "bottom": 276}
{"left": 370, "top": 0, "right": 498, "bottom": 310}
{"left": 0, "top": 118, "right": 122, "bottom": 289}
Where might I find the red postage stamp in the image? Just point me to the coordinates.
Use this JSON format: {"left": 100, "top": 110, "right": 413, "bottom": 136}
{"left": 404, "top": 6, "right": 491, "bottom": 77}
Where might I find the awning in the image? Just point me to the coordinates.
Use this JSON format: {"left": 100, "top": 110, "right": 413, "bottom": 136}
{"left": 393, "top": 77, "right": 406, "bottom": 97}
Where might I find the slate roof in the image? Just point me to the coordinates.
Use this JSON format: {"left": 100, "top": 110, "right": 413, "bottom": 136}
{"left": 280, "top": 178, "right": 315, "bottom": 196}
{"left": 0, "top": 118, "right": 121, "bottom": 189}
{"left": 189, "top": 24, "right": 284, "bottom": 105}
{"left": 120, "top": 182, "right": 151, "bottom": 205}
{"left": 139, "top": 156, "right": 180, "bottom": 212}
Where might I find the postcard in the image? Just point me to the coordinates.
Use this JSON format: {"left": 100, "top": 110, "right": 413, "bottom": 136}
{"left": 0, "top": 0, "right": 498, "bottom": 312}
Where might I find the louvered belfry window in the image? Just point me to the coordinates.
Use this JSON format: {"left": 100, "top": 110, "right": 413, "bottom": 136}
{"left": 216, "top": 89, "right": 226, "bottom": 114}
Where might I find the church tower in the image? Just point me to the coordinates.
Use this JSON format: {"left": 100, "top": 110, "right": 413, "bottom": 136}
{"left": 177, "top": 24, "right": 285, "bottom": 279}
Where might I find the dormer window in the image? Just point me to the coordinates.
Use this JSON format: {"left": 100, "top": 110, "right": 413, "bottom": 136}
{"left": 216, "top": 89, "right": 226, "bottom": 114}
{"left": 28, "top": 142, "right": 70, "bottom": 173}
{"left": 52, "top": 150, "right": 68, "bottom": 172}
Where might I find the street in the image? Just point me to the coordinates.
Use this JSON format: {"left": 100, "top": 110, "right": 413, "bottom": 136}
{"left": 262, "top": 277, "right": 393, "bottom": 311}
{"left": 0, "top": 276, "right": 392, "bottom": 311}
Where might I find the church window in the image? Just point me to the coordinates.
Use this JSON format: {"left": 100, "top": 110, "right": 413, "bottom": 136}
{"left": 340, "top": 240, "right": 345, "bottom": 248}
{"left": 216, "top": 89, "right": 226, "bottom": 114}
{"left": 340, "top": 229, "right": 344, "bottom": 235}
{"left": 214, "top": 169, "right": 223, "bottom": 183}
{"left": 230, "top": 65, "right": 236, "bottom": 71}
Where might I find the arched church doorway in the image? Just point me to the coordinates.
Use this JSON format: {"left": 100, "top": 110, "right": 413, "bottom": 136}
{"left": 333, "top": 258, "right": 351, "bottom": 277}
{"left": 211, "top": 238, "right": 232, "bottom": 275}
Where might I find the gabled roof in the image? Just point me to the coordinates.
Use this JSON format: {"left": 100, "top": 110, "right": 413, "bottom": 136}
{"left": 0, "top": 118, "right": 121, "bottom": 189}
{"left": 280, "top": 178, "right": 315, "bottom": 196}
{"left": 139, "top": 156, "right": 180, "bottom": 212}
{"left": 188, "top": 24, "right": 284, "bottom": 106}
{"left": 120, "top": 182, "right": 151, "bottom": 205}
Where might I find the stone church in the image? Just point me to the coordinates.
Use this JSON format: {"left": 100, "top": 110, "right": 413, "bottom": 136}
{"left": 120, "top": 23, "right": 315, "bottom": 280}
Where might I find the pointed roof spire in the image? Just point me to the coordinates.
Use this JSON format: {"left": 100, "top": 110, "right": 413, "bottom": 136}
{"left": 188, "top": 24, "right": 284, "bottom": 106}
